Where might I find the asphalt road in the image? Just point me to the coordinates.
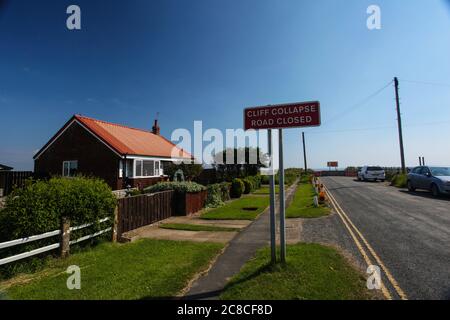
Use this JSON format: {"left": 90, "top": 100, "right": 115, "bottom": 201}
{"left": 321, "top": 176, "right": 450, "bottom": 300}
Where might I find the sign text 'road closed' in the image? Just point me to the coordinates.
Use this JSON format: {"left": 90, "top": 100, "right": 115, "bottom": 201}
{"left": 244, "top": 101, "right": 321, "bottom": 130}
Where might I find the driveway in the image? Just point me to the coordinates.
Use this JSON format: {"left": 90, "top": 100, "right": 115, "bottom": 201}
{"left": 321, "top": 176, "right": 450, "bottom": 300}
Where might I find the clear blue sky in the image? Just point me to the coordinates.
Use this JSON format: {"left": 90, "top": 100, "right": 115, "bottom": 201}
{"left": 1, "top": 0, "right": 450, "bottom": 170}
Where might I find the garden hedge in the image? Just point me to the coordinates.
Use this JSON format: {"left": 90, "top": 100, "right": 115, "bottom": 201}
{"left": 230, "top": 178, "right": 245, "bottom": 198}
{"left": 143, "top": 181, "right": 206, "bottom": 194}
{"left": 0, "top": 177, "right": 116, "bottom": 241}
{"left": 0, "top": 176, "right": 117, "bottom": 279}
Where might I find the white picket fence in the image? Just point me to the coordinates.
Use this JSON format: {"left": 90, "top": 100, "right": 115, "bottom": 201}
{"left": 0, "top": 218, "right": 111, "bottom": 266}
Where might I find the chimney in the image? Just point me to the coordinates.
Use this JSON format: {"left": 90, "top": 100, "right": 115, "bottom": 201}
{"left": 152, "top": 119, "right": 160, "bottom": 135}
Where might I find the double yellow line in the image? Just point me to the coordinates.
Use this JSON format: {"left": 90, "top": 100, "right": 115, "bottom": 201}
{"left": 321, "top": 181, "right": 408, "bottom": 300}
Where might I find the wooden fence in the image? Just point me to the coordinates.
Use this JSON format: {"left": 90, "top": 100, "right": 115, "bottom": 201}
{"left": 0, "top": 218, "right": 111, "bottom": 266}
{"left": 0, "top": 171, "right": 33, "bottom": 197}
{"left": 183, "top": 190, "right": 208, "bottom": 216}
{"left": 117, "top": 190, "right": 174, "bottom": 237}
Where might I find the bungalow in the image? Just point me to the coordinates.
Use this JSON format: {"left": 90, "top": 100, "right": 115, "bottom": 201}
{"left": 34, "top": 115, "right": 192, "bottom": 190}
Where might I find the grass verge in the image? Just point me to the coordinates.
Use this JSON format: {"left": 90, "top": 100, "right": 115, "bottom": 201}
{"left": 220, "top": 243, "right": 375, "bottom": 300}
{"left": 1, "top": 239, "right": 223, "bottom": 300}
{"left": 286, "top": 183, "right": 330, "bottom": 218}
{"left": 253, "top": 185, "right": 279, "bottom": 195}
{"left": 159, "top": 223, "right": 239, "bottom": 232}
{"left": 201, "top": 196, "right": 269, "bottom": 220}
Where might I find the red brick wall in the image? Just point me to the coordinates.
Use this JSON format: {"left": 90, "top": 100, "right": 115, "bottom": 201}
{"left": 34, "top": 121, "right": 121, "bottom": 190}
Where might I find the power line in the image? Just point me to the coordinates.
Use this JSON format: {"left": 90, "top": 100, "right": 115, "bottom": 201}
{"left": 323, "top": 80, "right": 393, "bottom": 126}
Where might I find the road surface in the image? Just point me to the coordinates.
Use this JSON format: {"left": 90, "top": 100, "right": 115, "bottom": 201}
{"left": 321, "top": 176, "right": 450, "bottom": 300}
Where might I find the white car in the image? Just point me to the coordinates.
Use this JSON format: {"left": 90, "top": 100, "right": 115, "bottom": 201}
{"left": 357, "top": 166, "right": 386, "bottom": 182}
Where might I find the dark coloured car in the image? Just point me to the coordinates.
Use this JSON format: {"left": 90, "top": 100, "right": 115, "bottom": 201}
{"left": 407, "top": 166, "right": 450, "bottom": 197}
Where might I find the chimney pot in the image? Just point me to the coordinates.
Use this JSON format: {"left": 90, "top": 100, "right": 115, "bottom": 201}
{"left": 152, "top": 119, "right": 160, "bottom": 135}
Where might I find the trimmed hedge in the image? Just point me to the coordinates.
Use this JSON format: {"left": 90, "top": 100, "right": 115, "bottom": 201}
{"left": 242, "top": 179, "right": 253, "bottom": 194}
{"left": 143, "top": 181, "right": 206, "bottom": 194}
{"left": 206, "top": 184, "right": 224, "bottom": 208}
{"left": 205, "top": 182, "right": 231, "bottom": 208}
{"left": 230, "top": 179, "right": 245, "bottom": 198}
{"left": 0, "top": 176, "right": 117, "bottom": 279}
{"left": 0, "top": 177, "right": 116, "bottom": 241}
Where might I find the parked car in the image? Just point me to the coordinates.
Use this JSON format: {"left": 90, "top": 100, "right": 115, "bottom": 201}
{"left": 407, "top": 166, "right": 450, "bottom": 197}
{"left": 357, "top": 166, "right": 386, "bottom": 182}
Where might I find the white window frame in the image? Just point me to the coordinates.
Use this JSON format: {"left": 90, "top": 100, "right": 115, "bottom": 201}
{"left": 131, "top": 157, "right": 164, "bottom": 178}
{"left": 62, "top": 160, "right": 78, "bottom": 177}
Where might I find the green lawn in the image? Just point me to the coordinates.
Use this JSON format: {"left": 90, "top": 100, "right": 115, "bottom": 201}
{"left": 159, "top": 223, "right": 239, "bottom": 232}
{"left": 253, "top": 185, "right": 279, "bottom": 195}
{"left": 286, "top": 183, "right": 330, "bottom": 218}
{"left": 201, "top": 196, "right": 269, "bottom": 220}
{"left": 220, "top": 243, "right": 375, "bottom": 300}
{"left": 1, "top": 239, "right": 223, "bottom": 300}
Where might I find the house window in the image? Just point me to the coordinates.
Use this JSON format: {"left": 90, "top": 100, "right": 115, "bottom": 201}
{"left": 135, "top": 160, "right": 143, "bottom": 177}
{"left": 62, "top": 160, "right": 78, "bottom": 177}
{"left": 155, "top": 161, "right": 160, "bottom": 176}
{"left": 133, "top": 159, "right": 162, "bottom": 177}
{"left": 143, "top": 160, "right": 155, "bottom": 176}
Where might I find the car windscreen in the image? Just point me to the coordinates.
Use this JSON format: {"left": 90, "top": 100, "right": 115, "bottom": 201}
{"left": 367, "top": 167, "right": 383, "bottom": 171}
{"left": 430, "top": 167, "right": 450, "bottom": 176}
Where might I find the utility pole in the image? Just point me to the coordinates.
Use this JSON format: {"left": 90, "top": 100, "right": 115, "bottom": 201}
{"left": 394, "top": 77, "right": 406, "bottom": 174}
{"left": 419, "top": 156, "right": 422, "bottom": 166}
{"left": 302, "top": 132, "right": 308, "bottom": 172}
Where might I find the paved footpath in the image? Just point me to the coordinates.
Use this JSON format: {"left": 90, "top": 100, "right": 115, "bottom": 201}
{"left": 184, "top": 183, "right": 297, "bottom": 300}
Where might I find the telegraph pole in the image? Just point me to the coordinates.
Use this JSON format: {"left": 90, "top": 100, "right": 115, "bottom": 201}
{"left": 394, "top": 77, "right": 406, "bottom": 174}
{"left": 302, "top": 132, "right": 308, "bottom": 172}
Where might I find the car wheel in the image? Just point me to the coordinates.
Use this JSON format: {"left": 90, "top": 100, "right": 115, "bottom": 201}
{"left": 407, "top": 180, "right": 416, "bottom": 192}
{"left": 431, "top": 184, "right": 440, "bottom": 198}
{"left": 380, "top": 180, "right": 385, "bottom": 183}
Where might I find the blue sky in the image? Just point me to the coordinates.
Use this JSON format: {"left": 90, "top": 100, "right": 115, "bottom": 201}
{"left": 1, "top": 0, "right": 450, "bottom": 170}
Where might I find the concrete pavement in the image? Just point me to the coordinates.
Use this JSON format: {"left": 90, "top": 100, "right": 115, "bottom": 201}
{"left": 184, "top": 182, "right": 298, "bottom": 299}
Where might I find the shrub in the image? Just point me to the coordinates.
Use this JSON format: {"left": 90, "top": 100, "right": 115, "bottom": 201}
{"left": 206, "top": 184, "right": 224, "bottom": 208}
{"left": 242, "top": 179, "right": 253, "bottom": 194}
{"left": 220, "top": 182, "right": 231, "bottom": 202}
{"left": 0, "top": 176, "right": 116, "bottom": 241}
{"left": 246, "top": 175, "right": 262, "bottom": 191}
{"left": 143, "top": 181, "right": 206, "bottom": 194}
{"left": 0, "top": 176, "right": 116, "bottom": 279}
{"left": 390, "top": 174, "right": 407, "bottom": 188}
{"left": 230, "top": 178, "right": 245, "bottom": 198}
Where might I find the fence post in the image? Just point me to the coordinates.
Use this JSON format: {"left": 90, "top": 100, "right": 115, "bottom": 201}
{"left": 60, "top": 217, "right": 71, "bottom": 258}
{"left": 112, "top": 205, "right": 119, "bottom": 243}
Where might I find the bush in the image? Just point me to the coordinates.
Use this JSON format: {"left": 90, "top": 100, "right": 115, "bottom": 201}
{"left": 220, "top": 182, "right": 231, "bottom": 201}
{"left": 143, "top": 181, "right": 206, "bottom": 194}
{"left": 390, "top": 174, "right": 407, "bottom": 188}
{"left": 206, "top": 184, "right": 224, "bottom": 208}
{"left": 230, "top": 179, "right": 245, "bottom": 198}
{"left": 0, "top": 177, "right": 116, "bottom": 241}
{"left": 0, "top": 176, "right": 117, "bottom": 279}
{"left": 242, "top": 179, "right": 253, "bottom": 194}
{"left": 246, "top": 175, "right": 262, "bottom": 191}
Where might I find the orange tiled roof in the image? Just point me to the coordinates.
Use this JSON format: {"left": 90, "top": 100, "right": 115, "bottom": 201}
{"left": 74, "top": 115, "right": 192, "bottom": 159}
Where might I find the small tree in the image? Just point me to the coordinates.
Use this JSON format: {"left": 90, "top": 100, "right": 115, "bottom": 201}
{"left": 213, "top": 147, "right": 268, "bottom": 181}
